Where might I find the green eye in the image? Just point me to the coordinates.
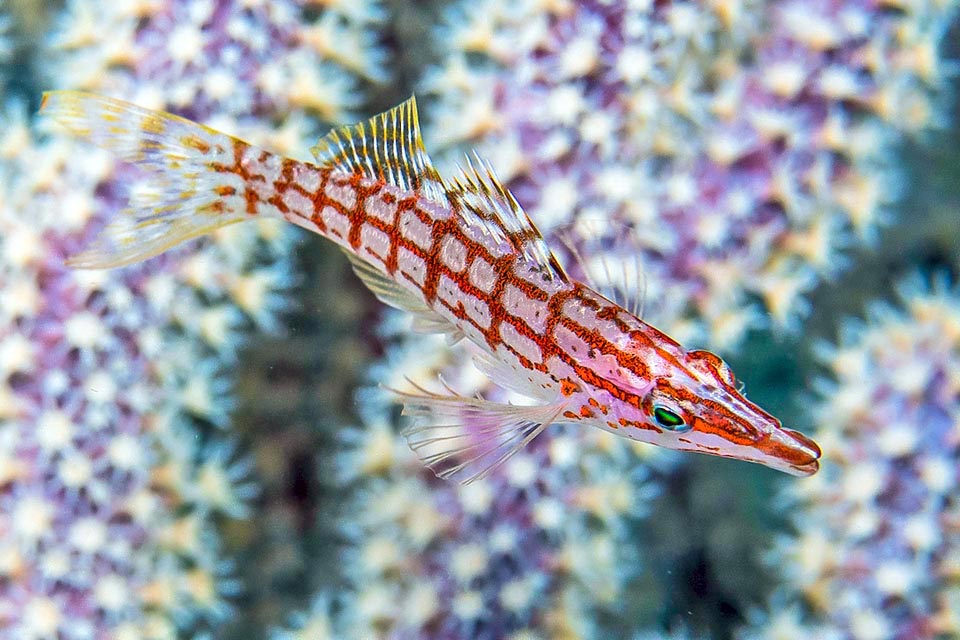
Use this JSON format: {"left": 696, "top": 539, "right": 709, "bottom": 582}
{"left": 653, "top": 406, "right": 689, "bottom": 432}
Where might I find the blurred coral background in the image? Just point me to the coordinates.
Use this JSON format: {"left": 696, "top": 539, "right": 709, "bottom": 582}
{"left": 0, "top": 1, "right": 958, "bottom": 638}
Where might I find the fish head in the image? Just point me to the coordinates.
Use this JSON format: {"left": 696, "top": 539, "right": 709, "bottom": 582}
{"left": 629, "top": 349, "right": 821, "bottom": 476}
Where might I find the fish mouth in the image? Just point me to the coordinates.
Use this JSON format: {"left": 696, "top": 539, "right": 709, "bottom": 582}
{"left": 783, "top": 458, "right": 820, "bottom": 476}
{"left": 769, "top": 427, "right": 821, "bottom": 477}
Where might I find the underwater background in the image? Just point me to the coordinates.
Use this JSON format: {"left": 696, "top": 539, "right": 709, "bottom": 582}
{"left": 1, "top": 0, "right": 959, "bottom": 638}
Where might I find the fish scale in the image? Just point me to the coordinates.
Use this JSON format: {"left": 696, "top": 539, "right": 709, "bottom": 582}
{"left": 41, "top": 90, "right": 822, "bottom": 485}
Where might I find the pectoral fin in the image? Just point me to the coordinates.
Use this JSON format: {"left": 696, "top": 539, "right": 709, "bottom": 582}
{"left": 395, "top": 379, "right": 566, "bottom": 485}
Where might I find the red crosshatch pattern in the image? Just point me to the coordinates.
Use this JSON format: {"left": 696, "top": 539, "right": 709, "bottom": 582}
{"left": 230, "top": 146, "right": 670, "bottom": 414}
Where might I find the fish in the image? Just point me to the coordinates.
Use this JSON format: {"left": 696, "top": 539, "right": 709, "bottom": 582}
{"left": 40, "top": 90, "right": 821, "bottom": 485}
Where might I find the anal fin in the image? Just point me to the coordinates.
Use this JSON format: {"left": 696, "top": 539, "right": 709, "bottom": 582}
{"left": 396, "top": 379, "right": 566, "bottom": 485}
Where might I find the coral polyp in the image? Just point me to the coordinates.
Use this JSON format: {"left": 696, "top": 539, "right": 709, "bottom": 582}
{"left": 1, "top": 0, "right": 386, "bottom": 636}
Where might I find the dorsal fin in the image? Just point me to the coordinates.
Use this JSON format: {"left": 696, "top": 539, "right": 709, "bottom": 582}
{"left": 449, "top": 153, "right": 568, "bottom": 283}
{"left": 310, "top": 96, "right": 447, "bottom": 203}
{"left": 557, "top": 221, "right": 647, "bottom": 318}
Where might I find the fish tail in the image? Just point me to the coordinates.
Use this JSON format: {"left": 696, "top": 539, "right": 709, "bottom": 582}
{"left": 40, "top": 90, "right": 254, "bottom": 268}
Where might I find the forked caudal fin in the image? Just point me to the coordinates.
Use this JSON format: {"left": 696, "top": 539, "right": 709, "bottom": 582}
{"left": 40, "top": 91, "right": 252, "bottom": 268}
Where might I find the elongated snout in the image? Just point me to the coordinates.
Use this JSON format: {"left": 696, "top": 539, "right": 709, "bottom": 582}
{"left": 759, "top": 426, "right": 821, "bottom": 476}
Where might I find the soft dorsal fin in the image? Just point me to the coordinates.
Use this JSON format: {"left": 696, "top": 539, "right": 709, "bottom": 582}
{"left": 449, "top": 153, "right": 568, "bottom": 283}
{"left": 310, "top": 96, "right": 447, "bottom": 203}
{"left": 557, "top": 221, "right": 647, "bottom": 318}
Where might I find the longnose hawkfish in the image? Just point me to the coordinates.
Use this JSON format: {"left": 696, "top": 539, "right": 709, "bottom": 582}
{"left": 41, "top": 91, "right": 821, "bottom": 484}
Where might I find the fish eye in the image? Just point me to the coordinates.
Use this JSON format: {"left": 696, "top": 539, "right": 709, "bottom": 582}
{"left": 653, "top": 406, "right": 690, "bottom": 432}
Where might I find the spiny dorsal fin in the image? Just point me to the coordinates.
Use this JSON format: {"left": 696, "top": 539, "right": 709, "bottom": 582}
{"left": 449, "top": 153, "right": 568, "bottom": 283}
{"left": 310, "top": 96, "right": 447, "bottom": 203}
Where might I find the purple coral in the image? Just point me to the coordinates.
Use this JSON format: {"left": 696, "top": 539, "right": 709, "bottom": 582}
{"left": 48, "top": 0, "right": 384, "bottom": 127}
{"left": 740, "top": 276, "right": 960, "bottom": 640}
{"left": 0, "top": 0, "right": 387, "bottom": 636}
